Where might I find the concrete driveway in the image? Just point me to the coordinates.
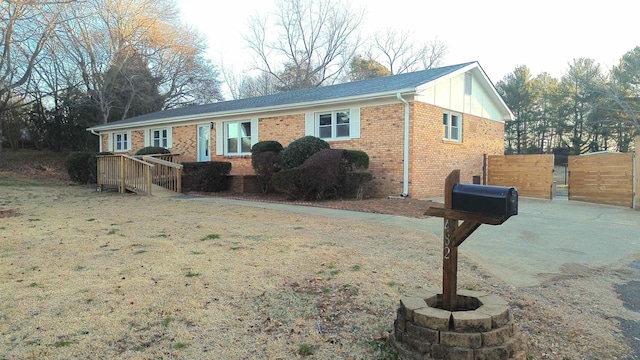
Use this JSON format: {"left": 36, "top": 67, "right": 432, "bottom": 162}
{"left": 453, "top": 197, "right": 640, "bottom": 286}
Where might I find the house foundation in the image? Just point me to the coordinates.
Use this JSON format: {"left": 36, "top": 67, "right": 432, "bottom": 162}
{"left": 390, "top": 288, "right": 522, "bottom": 359}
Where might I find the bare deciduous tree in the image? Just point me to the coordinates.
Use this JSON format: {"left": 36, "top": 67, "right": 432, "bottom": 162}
{"left": 244, "top": 0, "right": 363, "bottom": 93}
{"left": 368, "top": 28, "right": 447, "bottom": 75}
{"left": 57, "top": 0, "right": 221, "bottom": 123}
{"left": 0, "top": 0, "right": 70, "bottom": 163}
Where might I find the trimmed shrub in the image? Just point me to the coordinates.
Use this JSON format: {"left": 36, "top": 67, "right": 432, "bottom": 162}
{"left": 251, "top": 140, "right": 284, "bottom": 193}
{"left": 252, "top": 151, "right": 282, "bottom": 193}
{"left": 343, "top": 171, "right": 374, "bottom": 200}
{"left": 271, "top": 148, "right": 374, "bottom": 200}
{"left": 181, "top": 161, "right": 232, "bottom": 193}
{"left": 65, "top": 151, "right": 96, "bottom": 184}
{"left": 343, "top": 149, "right": 369, "bottom": 170}
{"left": 271, "top": 149, "right": 344, "bottom": 200}
{"left": 251, "top": 140, "right": 283, "bottom": 156}
{"left": 280, "top": 136, "right": 330, "bottom": 170}
{"left": 135, "top": 146, "right": 170, "bottom": 155}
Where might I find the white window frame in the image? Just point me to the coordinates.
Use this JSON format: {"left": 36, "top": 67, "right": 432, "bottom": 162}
{"left": 305, "top": 108, "right": 360, "bottom": 140}
{"left": 443, "top": 112, "right": 462, "bottom": 142}
{"left": 316, "top": 110, "right": 350, "bottom": 140}
{"left": 223, "top": 120, "right": 253, "bottom": 156}
{"left": 110, "top": 131, "right": 131, "bottom": 152}
{"left": 215, "top": 118, "right": 259, "bottom": 156}
{"left": 145, "top": 127, "right": 172, "bottom": 149}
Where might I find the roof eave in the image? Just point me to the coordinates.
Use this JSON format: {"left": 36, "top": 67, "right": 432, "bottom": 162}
{"left": 87, "top": 88, "right": 418, "bottom": 132}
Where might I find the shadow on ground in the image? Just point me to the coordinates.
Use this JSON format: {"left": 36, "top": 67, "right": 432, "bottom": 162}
{"left": 616, "top": 260, "right": 640, "bottom": 360}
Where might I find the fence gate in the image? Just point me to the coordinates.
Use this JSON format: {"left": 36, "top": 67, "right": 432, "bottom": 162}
{"left": 568, "top": 152, "right": 636, "bottom": 208}
{"left": 487, "top": 154, "right": 555, "bottom": 199}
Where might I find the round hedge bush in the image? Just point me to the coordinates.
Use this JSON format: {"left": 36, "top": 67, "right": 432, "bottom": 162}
{"left": 281, "top": 136, "right": 330, "bottom": 170}
{"left": 65, "top": 151, "right": 96, "bottom": 184}
{"left": 135, "top": 146, "right": 170, "bottom": 155}
{"left": 251, "top": 140, "right": 284, "bottom": 156}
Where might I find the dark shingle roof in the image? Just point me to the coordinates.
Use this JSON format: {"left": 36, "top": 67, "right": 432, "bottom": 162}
{"left": 89, "top": 62, "right": 474, "bottom": 130}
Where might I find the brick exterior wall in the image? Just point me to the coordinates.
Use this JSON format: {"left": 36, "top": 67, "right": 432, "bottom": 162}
{"left": 100, "top": 101, "right": 504, "bottom": 198}
{"left": 410, "top": 102, "right": 504, "bottom": 198}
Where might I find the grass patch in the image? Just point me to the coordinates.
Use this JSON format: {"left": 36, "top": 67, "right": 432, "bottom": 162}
{"left": 200, "top": 233, "right": 221, "bottom": 241}
{"left": 172, "top": 342, "right": 187, "bottom": 350}
{"left": 87, "top": 218, "right": 96, "bottom": 222}
{"left": 185, "top": 270, "right": 200, "bottom": 277}
{"left": 29, "top": 282, "right": 39, "bottom": 288}
{"left": 54, "top": 340, "right": 73, "bottom": 348}
{"left": 367, "top": 338, "right": 398, "bottom": 360}
{"left": 107, "top": 229, "right": 117, "bottom": 235}
{"left": 350, "top": 264, "right": 362, "bottom": 271}
{"left": 298, "top": 344, "right": 315, "bottom": 356}
{"left": 28, "top": 218, "right": 41, "bottom": 222}
{"left": 133, "top": 250, "right": 147, "bottom": 255}
{"left": 75, "top": 265, "right": 87, "bottom": 271}
{"left": 190, "top": 251, "right": 205, "bottom": 255}
{"left": 161, "top": 316, "right": 175, "bottom": 327}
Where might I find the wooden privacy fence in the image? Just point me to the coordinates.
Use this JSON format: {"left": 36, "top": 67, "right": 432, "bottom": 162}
{"left": 487, "top": 154, "right": 555, "bottom": 199}
{"left": 568, "top": 152, "right": 636, "bottom": 208}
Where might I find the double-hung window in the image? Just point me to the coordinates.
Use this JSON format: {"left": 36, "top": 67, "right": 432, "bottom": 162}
{"left": 151, "top": 128, "right": 168, "bottom": 148}
{"left": 443, "top": 112, "right": 462, "bottom": 142}
{"left": 226, "top": 121, "right": 252, "bottom": 155}
{"left": 317, "top": 110, "right": 350, "bottom": 140}
{"left": 112, "top": 132, "right": 130, "bottom": 152}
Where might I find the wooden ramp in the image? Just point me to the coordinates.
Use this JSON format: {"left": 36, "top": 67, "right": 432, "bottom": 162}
{"left": 151, "top": 184, "right": 180, "bottom": 197}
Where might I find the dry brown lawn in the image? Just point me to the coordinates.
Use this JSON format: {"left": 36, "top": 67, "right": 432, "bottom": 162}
{"left": 0, "top": 149, "right": 637, "bottom": 359}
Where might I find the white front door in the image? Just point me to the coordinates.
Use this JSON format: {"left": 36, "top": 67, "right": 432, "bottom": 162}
{"left": 197, "top": 124, "right": 211, "bottom": 162}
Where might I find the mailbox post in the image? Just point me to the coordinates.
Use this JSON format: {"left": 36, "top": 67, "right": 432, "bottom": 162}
{"left": 425, "top": 170, "right": 518, "bottom": 311}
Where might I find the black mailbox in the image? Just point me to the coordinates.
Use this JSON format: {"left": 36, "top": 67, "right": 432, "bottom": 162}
{"left": 452, "top": 184, "right": 518, "bottom": 218}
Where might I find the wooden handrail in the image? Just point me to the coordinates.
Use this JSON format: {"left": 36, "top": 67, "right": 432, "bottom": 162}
{"left": 142, "top": 155, "right": 183, "bottom": 193}
{"left": 97, "top": 154, "right": 182, "bottom": 195}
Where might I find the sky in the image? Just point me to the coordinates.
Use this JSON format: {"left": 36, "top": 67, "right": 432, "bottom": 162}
{"left": 177, "top": 0, "right": 638, "bottom": 94}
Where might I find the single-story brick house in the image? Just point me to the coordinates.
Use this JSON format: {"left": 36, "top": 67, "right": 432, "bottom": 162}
{"left": 87, "top": 61, "right": 513, "bottom": 198}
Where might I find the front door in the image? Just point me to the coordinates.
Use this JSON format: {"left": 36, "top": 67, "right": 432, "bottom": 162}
{"left": 197, "top": 124, "right": 211, "bottom": 162}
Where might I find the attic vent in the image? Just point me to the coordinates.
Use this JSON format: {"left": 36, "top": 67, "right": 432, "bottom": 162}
{"left": 464, "top": 72, "right": 472, "bottom": 95}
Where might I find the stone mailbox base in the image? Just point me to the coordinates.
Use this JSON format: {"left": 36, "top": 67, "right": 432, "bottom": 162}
{"left": 390, "top": 289, "right": 521, "bottom": 360}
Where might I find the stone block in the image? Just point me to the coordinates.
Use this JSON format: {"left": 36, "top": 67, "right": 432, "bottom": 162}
{"left": 431, "top": 344, "right": 474, "bottom": 360}
{"left": 473, "top": 341, "right": 515, "bottom": 360}
{"left": 451, "top": 310, "right": 492, "bottom": 332}
{"left": 396, "top": 307, "right": 407, "bottom": 333}
{"left": 414, "top": 307, "right": 451, "bottom": 331}
{"left": 406, "top": 323, "right": 439, "bottom": 344}
{"left": 440, "top": 331, "right": 482, "bottom": 348}
{"left": 477, "top": 304, "right": 511, "bottom": 328}
{"left": 390, "top": 335, "right": 430, "bottom": 360}
{"left": 400, "top": 296, "right": 428, "bottom": 320}
{"left": 482, "top": 322, "right": 514, "bottom": 346}
{"left": 393, "top": 327, "right": 403, "bottom": 342}
{"left": 402, "top": 334, "right": 432, "bottom": 355}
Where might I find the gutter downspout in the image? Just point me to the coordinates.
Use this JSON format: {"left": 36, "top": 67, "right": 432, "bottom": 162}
{"left": 397, "top": 93, "right": 410, "bottom": 197}
{"left": 90, "top": 129, "right": 103, "bottom": 152}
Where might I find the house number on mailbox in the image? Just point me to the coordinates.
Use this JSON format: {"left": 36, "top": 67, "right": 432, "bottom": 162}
{"left": 443, "top": 221, "right": 451, "bottom": 260}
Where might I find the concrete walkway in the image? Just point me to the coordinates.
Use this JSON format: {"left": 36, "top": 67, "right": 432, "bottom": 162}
{"left": 175, "top": 195, "right": 640, "bottom": 288}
